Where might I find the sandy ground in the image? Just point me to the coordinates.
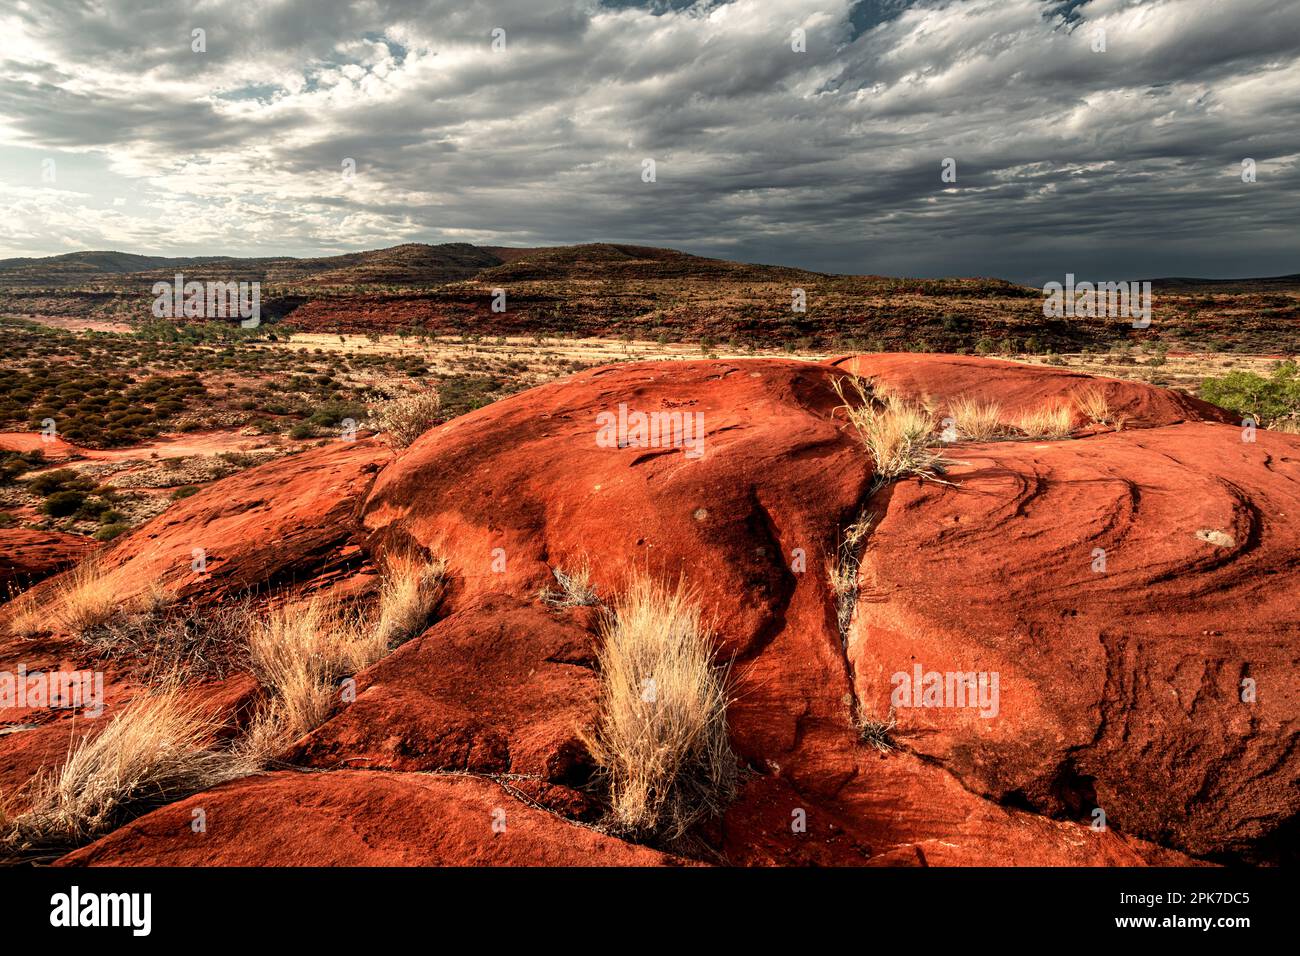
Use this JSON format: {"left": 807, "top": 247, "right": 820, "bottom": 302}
{"left": 264, "top": 330, "right": 835, "bottom": 365}
{"left": 18, "top": 314, "right": 134, "bottom": 334}
{"left": 0, "top": 430, "right": 280, "bottom": 461}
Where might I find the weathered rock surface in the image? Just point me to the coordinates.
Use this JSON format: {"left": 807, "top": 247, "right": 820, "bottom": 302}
{"left": 5, "top": 356, "right": 1288, "bottom": 866}
{"left": 0, "top": 529, "right": 95, "bottom": 599}
{"left": 56, "top": 771, "right": 682, "bottom": 866}
{"left": 832, "top": 353, "right": 1236, "bottom": 428}
{"left": 849, "top": 421, "right": 1300, "bottom": 861}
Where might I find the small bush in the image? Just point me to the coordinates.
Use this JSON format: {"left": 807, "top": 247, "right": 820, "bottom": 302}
{"left": 372, "top": 389, "right": 442, "bottom": 448}
{"left": 42, "top": 490, "right": 86, "bottom": 517}
{"left": 93, "top": 522, "right": 130, "bottom": 542}
{"left": 80, "top": 598, "right": 254, "bottom": 681}
{"left": 1200, "top": 361, "right": 1300, "bottom": 427}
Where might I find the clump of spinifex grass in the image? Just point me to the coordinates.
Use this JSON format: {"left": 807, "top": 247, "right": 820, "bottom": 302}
{"left": 1014, "top": 402, "right": 1076, "bottom": 439}
{"left": 947, "top": 396, "right": 1009, "bottom": 441}
{"left": 582, "top": 577, "right": 736, "bottom": 842}
{"left": 831, "top": 374, "right": 956, "bottom": 485}
{"left": 7, "top": 559, "right": 120, "bottom": 638}
{"left": 372, "top": 551, "right": 448, "bottom": 647}
{"left": 240, "top": 594, "right": 374, "bottom": 759}
{"left": 539, "top": 560, "right": 600, "bottom": 608}
{"left": 1072, "top": 386, "right": 1114, "bottom": 427}
{"left": 4, "top": 682, "right": 253, "bottom": 851}
{"left": 239, "top": 552, "right": 447, "bottom": 763}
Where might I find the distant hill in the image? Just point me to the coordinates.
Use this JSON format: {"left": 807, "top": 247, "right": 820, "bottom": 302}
{"left": 0, "top": 241, "right": 821, "bottom": 288}
{"left": 0, "top": 242, "right": 1295, "bottom": 355}
{"left": 471, "top": 242, "right": 819, "bottom": 283}
{"left": 0, "top": 243, "right": 505, "bottom": 289}
{"left": 0, "top": 251, "right": 243, "bottom": 273}
{"left": 1148, "top": 274, "right": 1300, "bottom": 292}
{"left": 5, "top": 241, "right": 1293, "bottom": 291}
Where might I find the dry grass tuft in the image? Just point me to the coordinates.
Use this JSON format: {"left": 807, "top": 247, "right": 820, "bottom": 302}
{"left": 373, "top": 552, "right": 447, "bottom": 647}
{"left": 4, "top": 683, "right": 248, "bottom": 849}
{"left": 373, "top": 388, "right": 442, "bottom": 448}
{"left": 829, "top": 512, "right": 873, "bottom": 642}
{"left": 7, "top": 561, "right": 167, "bottom": 639}
{"left": 242, "top": 553, "right": 446, "bottom": 761}
{"left": 53, "top": 560, "right": 123, "bottom": 636}
{"left": 6, "top": 595, "right": 46, "bottom": 638}
{"left": 1073, "top": 386, "right": 1114, "bottom": 426}
{"left": 947, "top": 396, "right": 1007, "bottom": 441}
{"left": 245, "top": 595, "right": 375, "bottom": 751}
{"left": 1014, "top": 402, "right": 1076, "bottom": 439}
{"left": 859, "top": 710, "right": 897, "bottom": 753}
{"left": 582, "top": 577, "right": 736, "bottom": 842}
{"left": 831, "top": 374, "right": 952, "bottom": 484}
{"left": 79, "top": 597, "right": 254, "bottom": 681}
{"left": 539, "top": 561, "right": 600, "bottom": 607}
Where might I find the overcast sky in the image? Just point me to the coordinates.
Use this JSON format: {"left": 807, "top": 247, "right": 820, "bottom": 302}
{"left": 0, "top": 0, "right": 1295, "bottom": 283}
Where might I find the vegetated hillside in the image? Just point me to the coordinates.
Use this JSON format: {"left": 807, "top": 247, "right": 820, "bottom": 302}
{"left": 2, "top": 355, "right": 1295, "bottom": 866}
{"left": 263, "top": 243, "right": 504, "bottom": 287}
{"left": 0, "top": 251, "right": 283, "bottom": 288}
{"left": 1, "top": 242, "right": 1297, "bottom": 354}
{"left": 1146, "top": 274, "right": 1300, "bottom": 292}
{"left": 471, "top": 242, "right": 819, "bottom": 282}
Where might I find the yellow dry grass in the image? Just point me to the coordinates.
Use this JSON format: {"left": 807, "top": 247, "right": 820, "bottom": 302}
{"left": 4, "top": 683, "right": 247, "bottom": 849}
{"left": 241, "top": 553, "right": 446, "bottom": 761}
{"left": 539, "top": 559, "right": 600, "bottom": 607}
{"left": 582, "top": 577, "right": 736, "bottom": 841}
{"left": 947, "top": 396, "right": 1007, "bottom": 441}
{"left": 1072, "top": 386, "right": 1114, "bottom": 426}
{"left": 831, "top": 374, "right": 951, "bottom": 484}
{"left": 1014, "top": 402, "right": 1076, "bottom": 439}
{"left": 373, "top": 551, "right": 448, "bottom": 647}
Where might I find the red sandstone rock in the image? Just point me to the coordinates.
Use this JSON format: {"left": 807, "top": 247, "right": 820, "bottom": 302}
{"left": 10, "top": 356, "right": 1294, "bottom": 866}
{"left": 1, "top": 439, "right": 391, "bottom": 622}
{"left": 56, "top": 771, "right": 682, "bottom": 866}
{"left": 0, "top": 529, "right": 95, "bottom": 599}
{"left": 287, "top": 593, "right": 602, "bottom": 815}
{"left": 831, "top": 353, "right": 1235, "bottom": 427}
{"left": 848, "top": 421, "right": 1300, "bottom": 861}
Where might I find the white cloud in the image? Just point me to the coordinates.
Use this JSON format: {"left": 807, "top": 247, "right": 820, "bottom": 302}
{"left": 0, "top": 0, "right": 1295, "bottom": 281}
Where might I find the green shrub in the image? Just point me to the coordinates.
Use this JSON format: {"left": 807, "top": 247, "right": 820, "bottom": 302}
{"left": 1200, "top": 361, "right": 1300, "bottom": 426}
{"left": 94, "top": 522, "right": 131, "bottom": 541}
{"left": 27, "top": 468, "right": 82, "bottom": 496}
{"left": 43, "top": 489, "right": 87, "bottom": 517}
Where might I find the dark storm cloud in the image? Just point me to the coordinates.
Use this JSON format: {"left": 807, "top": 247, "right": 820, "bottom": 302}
{"left": 0, "top": 0, "right": 1295, "bottom": 283}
